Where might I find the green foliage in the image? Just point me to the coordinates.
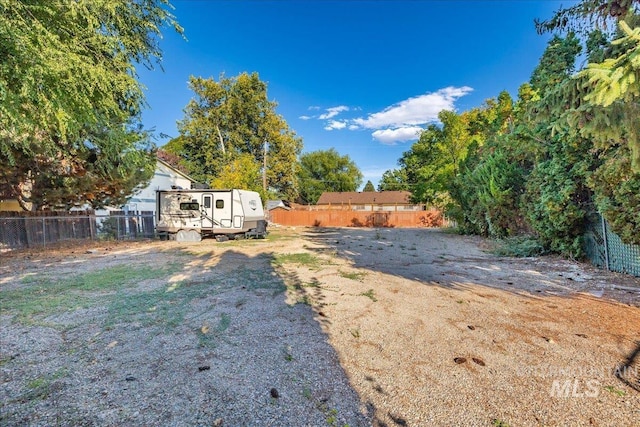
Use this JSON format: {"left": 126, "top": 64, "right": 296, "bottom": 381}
{"left": 522, "top": 154, "right": 590, "bottom": 258}
{"left": 530, "top": 34, "right": 582, "bottom": 92}
{"left": 535, "top": 2, "right": 640, "bottom": 172}
{"left": 377, "top": 169, "right": 409, "bottom": 191}
{"left": 534, "top": 0, "right": 638, "bottom": 35}
{"left": 0, "top": 0, "right": 180, "bottom": 210}
{"left": 2, "top": 264, "right": 180, "bottom": 324}
{"left": 272, "top": 252, "right": 322, "bottom": 269}
{"left": 399, "top": 113, "right": 468, "bottom": 206}
{"left": 359, "top": 289, "right": 377, "bottom": 302}
{"left": 392, "top": 4, "right": 640, "bottom": 258}
{"left": 399, "top": 94, "right": 515, "bottom": 208}
{"left": 588, "top": 147, "right": 640, "bottom": 244}
{"left": 175, "top": 73, "right": 302, "bottom": 199}
{"left": 362, "top": 180, "right": 375, "bottom": 192}
{"left": 339, "top": 270, "right": 366, "bottom": 281}
{"left": 210, "top": 153, "right": 264, "bottom": 197}
{"left": 296, "top": 149, "right": 363, "bottom": 204}
{"left": 451, "top": 148, "right": 526, "bottom": 238}
{"left": 491, "top": 236, "right": 546, "bottom": 258}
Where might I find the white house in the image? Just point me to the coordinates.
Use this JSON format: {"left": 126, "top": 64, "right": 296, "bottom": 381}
{"left": 122, "top": 159, "right": 197, "bottom": 213}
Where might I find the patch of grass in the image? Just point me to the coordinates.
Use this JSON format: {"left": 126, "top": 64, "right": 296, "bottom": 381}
{"left": 272, "top": 252, "right": 322, "bottom": 269}
{"left": 287, "top": 279, "right": 322, "bottom": 292}
{"left": 603, "top": 385, "right": 626, "bottom": 396}
{"left": 326, "top": 408, "right": 338, "bottom": 426}
{"left": 350, "top": 329, "right": 360, "bottom": 338}
{"left": 295, "top": 295, "right": 312, "bottom": 306}
{"left": 441, "top": 226, "right": 460, "bottom": 234}
{"left": 492, "top": 420, "right": 510, "bottom": 427}
{"left": 239, "top": 267, "right": 286, "bottom": 291}
{"left": 283, "top": 345, "right": 294, "bottom": 362}
{"left": 105, "top": 278, "right": 218, "bottom": 330}
{"left": 302, "top": 387, "right": 312, "bottom": 399}
{"left": 339, "top": 271, "right": 366, "bottom": 282}
{"left": 359, "top": 289, "right": 377, "bottom": 302}
{"left": 263, "top": 229, "right": 293, "bottom": 243}
{"left": 197, "top": 313, "right": 231, "bottom": 348}
{"left": 2, "top": 264, "right": 181, "bottom": 325}
{"left": 217, "top": 313, "right": 231, "bottom": 332}
{"left": 491, "top": 236, "right": 545, "bottom": 258}
{"left": 16, "top": 368, "right": 67, "bottom": 403}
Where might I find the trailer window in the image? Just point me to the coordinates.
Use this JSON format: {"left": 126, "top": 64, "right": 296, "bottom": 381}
{"left": 203, "top": 196, "right": 211, "bottom": 209}
{"left": 179, "top": 202, "right": 200, "bottom": 211}
{"left": 216, "top": 199, "right": 224, "bottom": 209}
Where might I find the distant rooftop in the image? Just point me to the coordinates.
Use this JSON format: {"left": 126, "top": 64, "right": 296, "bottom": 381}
{"left": 316, "top": 191, "right": 412, "bottom": 205}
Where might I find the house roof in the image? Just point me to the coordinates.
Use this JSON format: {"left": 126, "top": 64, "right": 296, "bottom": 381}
{"left": 266, "top": 200, "right": 291, "bottom": 211}
{"left": 156, "top": 158, "right": 197, "bottom": 184}
{"left": 316, "top": 191, "right": 412, "bottom": 205}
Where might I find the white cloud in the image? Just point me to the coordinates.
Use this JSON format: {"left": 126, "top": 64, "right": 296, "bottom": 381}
{"left": 371, "top": 127, "right": 424, "bottom": 145}
{"left": 308, "top": 86, "right": 473, "bottom": 145}
{"left": 308, "top": 106, "right": 321, "bottom": 111}
{"left": 353, "top": 86, "right": 473, "bottom": 129}
{"left": 319, "top": 105, "right": 349, "bottom": 120}
{"left": 324, "top": 120, "right": 347, "bottom": 131}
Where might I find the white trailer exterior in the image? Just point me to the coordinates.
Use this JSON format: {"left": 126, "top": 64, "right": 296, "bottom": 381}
{"left": 156, "top": 189, "right": 267, "bottom": 241}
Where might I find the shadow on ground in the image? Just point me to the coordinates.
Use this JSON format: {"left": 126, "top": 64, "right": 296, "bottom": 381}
{"left": 0, "top": 245, "right": 371, "bottom": 426}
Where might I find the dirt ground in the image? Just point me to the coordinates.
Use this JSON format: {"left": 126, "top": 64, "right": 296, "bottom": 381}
{"left": 1, "top": 226, "right": 639, "bottom": 426}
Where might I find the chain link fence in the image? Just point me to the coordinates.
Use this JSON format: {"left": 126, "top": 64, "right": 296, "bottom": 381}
{"left": 0, "top": 211, "right": 156, "bottom": 252}
{"left": 584, "top": 212, "right": 640, "bottom": 277}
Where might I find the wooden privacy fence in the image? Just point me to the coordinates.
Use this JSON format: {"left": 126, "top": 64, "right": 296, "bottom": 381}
{"left": 268, "top": 208, "right": 445, "bottom": 228}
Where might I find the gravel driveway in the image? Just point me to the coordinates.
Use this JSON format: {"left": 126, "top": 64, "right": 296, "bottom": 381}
{"left": 1, "top": 226, "right": 638, "bottom": 426}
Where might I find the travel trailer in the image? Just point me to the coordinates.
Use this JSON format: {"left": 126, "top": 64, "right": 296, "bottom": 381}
{"left": 156, "top": 189, "right": 267, "bottom": 241}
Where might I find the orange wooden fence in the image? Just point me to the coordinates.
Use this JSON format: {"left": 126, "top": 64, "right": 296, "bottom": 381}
{"left": 268, "top": 208, "right": 444, "bottom": 228}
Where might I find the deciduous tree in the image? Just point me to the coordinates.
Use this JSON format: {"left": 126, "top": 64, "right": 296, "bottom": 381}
{"left": 296, "top": 149, "right": 363, "bottom": 204}
{"left": 0, "top": 0, "right": 181, "bottom": 210}
{"left": 175, "top": 73, "right": 302, "bottom": 200}
{"left": 377, "top": 169, "right": 409, "bottom": 192}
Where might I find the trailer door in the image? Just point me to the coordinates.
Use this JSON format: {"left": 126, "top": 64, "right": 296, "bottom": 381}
{"left": 201, "top": 194, "right": 214, "bottom": 229}
{"left": 213, "top": 191, "right": 233, "bottom": 228}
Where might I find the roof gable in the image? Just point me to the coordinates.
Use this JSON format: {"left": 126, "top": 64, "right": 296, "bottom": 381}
{"left": 156, "top": 158, "right": 196, "bottom": 183}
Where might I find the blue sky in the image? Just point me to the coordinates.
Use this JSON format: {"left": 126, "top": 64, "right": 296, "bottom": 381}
{"left": 139, "top": 0, "right": 575, "bottom": 189}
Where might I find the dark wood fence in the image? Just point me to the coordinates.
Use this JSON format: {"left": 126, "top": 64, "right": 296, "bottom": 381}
{"left": 0, "top": 211, "right": 155, "bottom": 251}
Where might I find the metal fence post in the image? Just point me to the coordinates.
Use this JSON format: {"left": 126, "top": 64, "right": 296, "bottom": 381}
{"left": 601, "top": 214, "right": 610, "bottom": 271}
